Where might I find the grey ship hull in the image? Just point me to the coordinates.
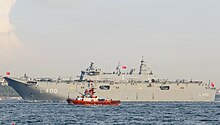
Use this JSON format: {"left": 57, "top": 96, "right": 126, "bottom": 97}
{"left": 4, "top": 77, "right": 216, "bottom": 102}
{"left": 215, "top": 94, "right": 220, "bottom": 102}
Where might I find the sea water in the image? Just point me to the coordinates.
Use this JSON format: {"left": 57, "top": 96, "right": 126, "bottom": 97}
{"left": 0, "top": 101, "right": 220, "bottom": 125}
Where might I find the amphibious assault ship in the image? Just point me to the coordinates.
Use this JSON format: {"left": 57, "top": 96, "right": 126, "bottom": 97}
{"left": 4, "top": 58, "right": 216, "bottom": 102}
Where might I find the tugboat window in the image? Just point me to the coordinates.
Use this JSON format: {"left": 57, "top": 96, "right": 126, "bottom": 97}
{"left": 99, "top": 85, "right": 110, "bottom": 90}
{"left": 160, "top": 86, "right": 170, "bottom": 90}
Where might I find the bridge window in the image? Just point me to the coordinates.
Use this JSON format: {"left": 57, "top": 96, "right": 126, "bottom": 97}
{"left": 99, "top": 85, "right": 110, "bottom": 90}
{"left": 160, "top": 86, "right": 170, "bottom": 90}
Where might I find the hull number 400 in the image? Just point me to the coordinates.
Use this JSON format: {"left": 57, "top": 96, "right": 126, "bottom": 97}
{"left": 40, "top": 89, "right": 58, "bottom": 94}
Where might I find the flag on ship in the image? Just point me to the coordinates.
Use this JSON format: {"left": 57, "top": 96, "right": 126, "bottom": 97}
{"left": 6, "top": 72, "right": 10, "bottom": 75}
{"left": 121, "top": 66, "right": 126, "bottom": 69}
{"left": 211, "top": 83, "right": 215, "bottom": 88}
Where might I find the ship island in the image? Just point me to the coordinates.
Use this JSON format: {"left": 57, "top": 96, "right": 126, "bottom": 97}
{"left": 4, "top": 58, "right": 216, "bottom": 102}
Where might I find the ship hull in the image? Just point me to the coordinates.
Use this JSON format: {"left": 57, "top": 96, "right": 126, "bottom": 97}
{"left": 215, "top": 94, "right": 220, "bottom": 102}
{"left": 4, "top": 77, "right": 216, "bottom": 102}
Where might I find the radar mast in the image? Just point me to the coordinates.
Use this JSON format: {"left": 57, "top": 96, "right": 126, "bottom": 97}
{"left": 139, "top": 56, "right": 147, "bottom": 75}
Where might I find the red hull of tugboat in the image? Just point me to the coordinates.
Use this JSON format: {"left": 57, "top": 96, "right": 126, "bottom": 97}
{"left": 67, "top": 98, "right": 120, "bottom": 106}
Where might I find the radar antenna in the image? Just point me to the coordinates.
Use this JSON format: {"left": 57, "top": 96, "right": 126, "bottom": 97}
{"left": 116, "top": 62, "right": 121, "bottom": 76}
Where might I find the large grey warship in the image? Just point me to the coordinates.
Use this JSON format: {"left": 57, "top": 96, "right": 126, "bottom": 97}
{"left": 4, "top": 58, "right": 216, "bottom": 102}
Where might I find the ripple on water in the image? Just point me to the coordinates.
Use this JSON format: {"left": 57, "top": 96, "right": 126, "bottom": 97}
{"left": 0, "top": 101, "right": 220, "bottom": 124}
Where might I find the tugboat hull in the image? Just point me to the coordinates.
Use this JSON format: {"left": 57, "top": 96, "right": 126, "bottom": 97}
{"left": 67, "top": 98, "right": 120, "bottom": 106}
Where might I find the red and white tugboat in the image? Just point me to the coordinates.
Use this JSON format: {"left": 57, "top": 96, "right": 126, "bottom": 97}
{"left": 67, "top": 88, "right": 120, "bottom": 106}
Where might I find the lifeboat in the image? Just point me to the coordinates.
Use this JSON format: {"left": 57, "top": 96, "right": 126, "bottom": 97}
{"left": 67, "top": 88, "right": 120, "bottom": 106}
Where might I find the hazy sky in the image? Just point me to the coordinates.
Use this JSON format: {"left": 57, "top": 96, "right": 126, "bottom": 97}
{"left": 1, "top": 0, "right": 220, "bottom": 86}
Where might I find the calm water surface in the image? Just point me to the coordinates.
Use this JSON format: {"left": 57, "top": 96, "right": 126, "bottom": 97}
{"left": 0, "top": 101, "right": 220, "bottom": 125}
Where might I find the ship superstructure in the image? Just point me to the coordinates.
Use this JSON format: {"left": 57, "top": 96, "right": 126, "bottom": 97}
{"left": 78, "top": 58, "right": 155, "bottom": 82}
